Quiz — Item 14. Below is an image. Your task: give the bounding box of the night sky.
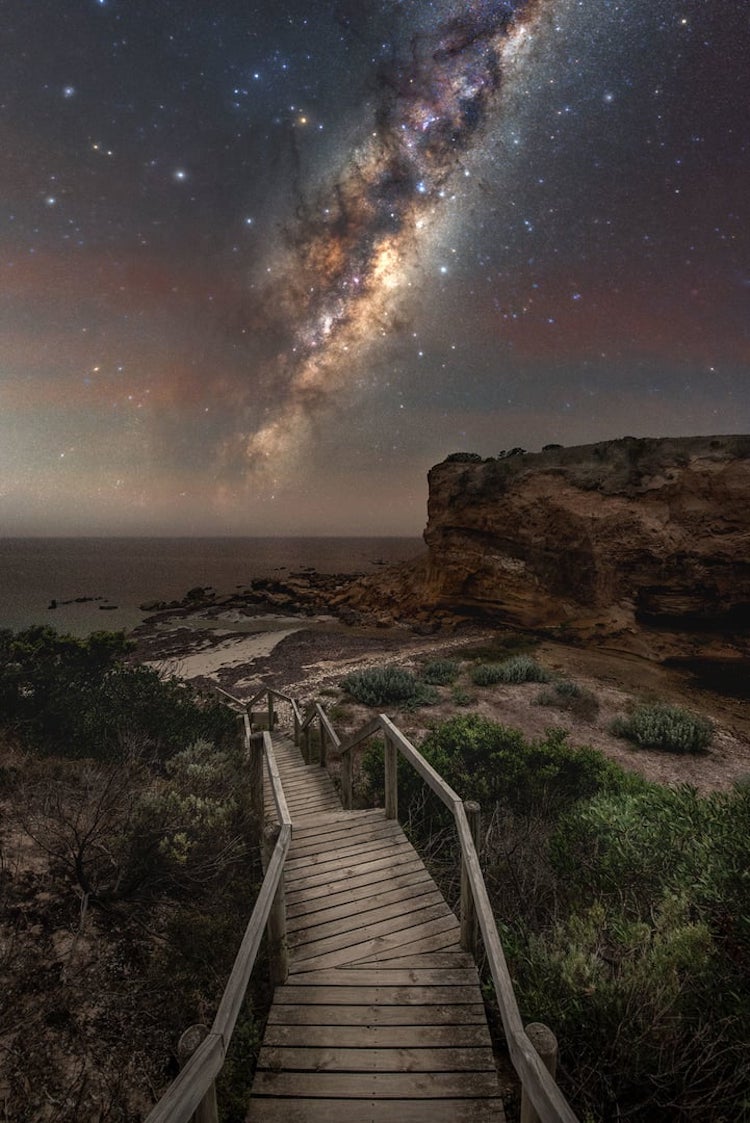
[2,0,748,535]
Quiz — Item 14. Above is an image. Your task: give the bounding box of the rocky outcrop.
[343,435,750,656]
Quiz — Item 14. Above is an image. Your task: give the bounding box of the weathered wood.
[454,806,578,1123]
[251,1070,502,1098]
[285,857,427,907]
[145,1031,223,1123]
[460,800,480,955]
[280,967,479,986]
[247,1098,504,1122]
[267,1002,488,1026]
[263,1023,493,1048]
[212,822,290,1043]
[286,879,438,933]
[341,746,353,809]
[263,825,289,985]
[274,984,480,1005]
[267,692,274,733]
[263,733,291,828]
[319,721,328,767]
[384,734,398,821]
[290,902,456,963]
[380,715,463,811]
[257,1044,496,1072]
[248,729,264,841]
[176,1025,219,1123]
[520,1024,559,1123]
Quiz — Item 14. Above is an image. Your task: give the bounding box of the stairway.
[247,735,506,1122]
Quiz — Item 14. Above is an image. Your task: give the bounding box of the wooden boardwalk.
[248,735,505,1122]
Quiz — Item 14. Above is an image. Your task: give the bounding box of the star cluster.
[0,0,748,534]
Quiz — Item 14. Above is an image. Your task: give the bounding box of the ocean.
[0,537,425,637]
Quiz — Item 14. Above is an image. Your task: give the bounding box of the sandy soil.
[136,608,750,794]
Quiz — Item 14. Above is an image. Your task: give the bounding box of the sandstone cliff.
[342,435,750,657]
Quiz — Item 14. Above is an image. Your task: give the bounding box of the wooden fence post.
[267,692,274,732]
[177,1024,219,1123]
[384,735,398,821]
[520,1023,559,1123]
[460,800,481,954]
[319,722,327,767]
[341,750,353,810]
[293,708,300,747]
[262,824,289,985]
[248,731,264,844]
[303,722,311,764]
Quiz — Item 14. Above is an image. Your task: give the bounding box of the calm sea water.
[0,538,425,637]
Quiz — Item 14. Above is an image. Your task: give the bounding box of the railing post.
[262,824,289,985]
[293,708,300,747]
[520,1023,559,1123]
[303,721,311,764]
[320,721,327,767]
[384,734,398,821]
[460,800,481,955]
[248,730,264,843]
[341,750,353,809]
[177,1024,219,1123]
[267,691,274,732]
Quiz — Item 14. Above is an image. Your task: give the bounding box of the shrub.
[471,655,551,686]
[612,703,713,753]
[340,666,438,708]
[361,715,631,821]
[451,687,475,707]
[0,626,235,760]
[445,451,483,462]
[537,679,600,721]
[420,659,459,685]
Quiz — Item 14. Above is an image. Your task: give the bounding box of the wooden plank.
[363,951,474,969]
[273,984,481,1006]
[353,929,462,964]
[250,1070,502,1098]
[289,822,399,859]
[281,968,479,987]
[292,809,383,835]
[257,1045,496,1073]
[286,868,432,922]
[262,1024,493,1049]
[286,859,427,910]
[292,912,459,970]
[286,878,437,932]
[247,1096,504,1122]
[285,836,407,873]
[290,900,454,957]
[267,1003,488,1026]
[284,849,420,894]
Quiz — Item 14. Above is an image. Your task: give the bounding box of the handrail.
[317,702,578,1123]
[197,684,577,1122]
[146,704,292,1123]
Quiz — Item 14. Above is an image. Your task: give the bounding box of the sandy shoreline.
[128,592,750,796]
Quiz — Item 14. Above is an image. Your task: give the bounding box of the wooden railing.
[147,684,577,1123]
[297,698,578,1123]
[145,704,291,1123]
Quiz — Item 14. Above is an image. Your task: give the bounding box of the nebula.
[242,0,541,478]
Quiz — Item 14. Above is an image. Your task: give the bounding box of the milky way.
[242,0,543,478]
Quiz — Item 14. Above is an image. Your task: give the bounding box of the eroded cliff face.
[342,435,750,656]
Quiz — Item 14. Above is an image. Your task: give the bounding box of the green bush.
[612,702,713,753]
[420,659,459,685]
[451,687,475,707]
[471,655,551,686]
[537,679,600,721]
[361,714,632,821]
[340,666,438,708]
[0,626,235,760]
